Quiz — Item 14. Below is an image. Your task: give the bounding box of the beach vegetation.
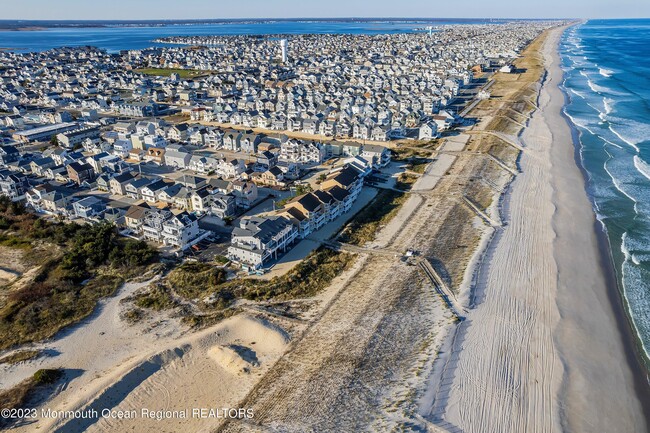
[0,350,40,365]
[132,248,354,326]
[0,368,62,427]
[338,189,407,246]
[395,172,420,190]
[0,197,158,350]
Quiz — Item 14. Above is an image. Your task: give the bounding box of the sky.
[2,0,649,20]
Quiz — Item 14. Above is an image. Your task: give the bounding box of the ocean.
[0,20,493,53]
[560,19,650,364]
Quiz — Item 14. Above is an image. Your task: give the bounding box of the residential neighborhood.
[0,21,546,269]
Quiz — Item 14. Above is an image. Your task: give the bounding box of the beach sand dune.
[47,314,289,433]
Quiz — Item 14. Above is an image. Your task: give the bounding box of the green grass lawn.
[134,68,208,79]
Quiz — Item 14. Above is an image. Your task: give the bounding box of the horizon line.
[0,17,588,22]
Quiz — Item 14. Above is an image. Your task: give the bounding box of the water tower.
[280,39,288,63]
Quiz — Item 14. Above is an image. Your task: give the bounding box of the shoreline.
[547,24,648,432]
[556,27,650,424]
[432,24,649,433]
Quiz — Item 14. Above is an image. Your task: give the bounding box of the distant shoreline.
[0,17,541,31]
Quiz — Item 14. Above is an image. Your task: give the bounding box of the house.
[82,138,113,153]
[85,152,110,174]
[57,127,100,149]
[360,144,391,168]
[210,193,236,219]
[67,161,95,185]
[418,122,438,140]
[312,189,343,221]
[113,139,133,157]
[172,187,193,210]
[188,155,216,174]
[96,174,111,192]
[321,166,362,202]
[140,179,169,203]
[176,174,207,190]
[109,172,136,196]
[73,196,105,219]
[223,130,242,151]
[228,216,298,269]
[26,184,53,211]
[283,192,326,237]
[142,207,173,242]
[216,158,245,179]
[230,180,258,208]
[124,202,151,234]
[45,166,68,182]
[41,191,71,215]
[128,149,146,161]
[30,157,56,176]
[157,183,183,207]
[280,139,325,164]
[164,144,191,169]
[161,211,201,249]
[116,101,159,117]
[145,147,165,165]
[344,155,373,178]
[326,140,362,158]
[190,188,212,214]
[240,132,262,154]
[325,185,352,215]
[0,171,29,200]
[168,124,189,142]
[253,166,284,187]
[136,121,156,135]
[125,177,152,200]
[0,145,20,167]
[256,150,278,169]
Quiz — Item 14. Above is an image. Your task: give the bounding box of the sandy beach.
[430,25,649,432]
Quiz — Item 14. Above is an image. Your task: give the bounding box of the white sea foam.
[602,136,623,150]
[563,110,598,136]
[586,78,625,95]
[569,88,585,99]
[608,115,650,150]
[621,233,640,265]
[621,257,650,360]
[603,97,615,115]
[609,124,641,152]
[634,155,650,182]
[603,157,638,205]
[599,67,615,77]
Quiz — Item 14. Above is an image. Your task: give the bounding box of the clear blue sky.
[2,0,648,20]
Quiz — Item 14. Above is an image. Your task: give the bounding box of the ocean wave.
[599,67,615,77]
[563,109,598,136]
[603,97,615,115]
[621,258,650,361]
[608,118,650,151]
[603,156,638,205]
[586,78,626,96]
[568,88,585,99]
[602,136,623,149]
[634,155,650,182]
[622,232,642,265]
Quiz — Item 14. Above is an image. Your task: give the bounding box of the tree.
[50,135,59,146]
